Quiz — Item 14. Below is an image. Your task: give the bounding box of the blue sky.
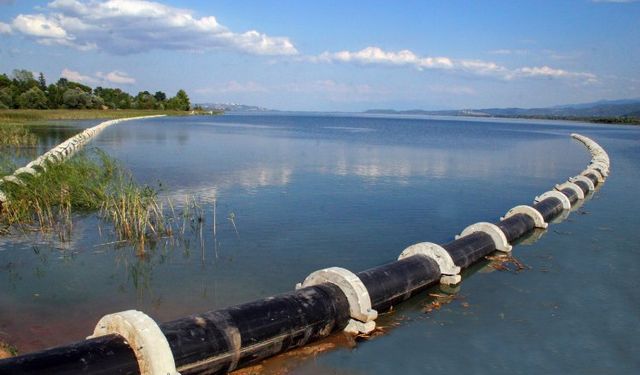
[1,0,639,111]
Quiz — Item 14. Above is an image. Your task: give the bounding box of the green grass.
[0,148,205,249]
[0,126,38,147]
[0,109,193,126]
[0,149,119,236]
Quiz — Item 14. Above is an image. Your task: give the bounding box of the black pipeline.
[0,134,610,375]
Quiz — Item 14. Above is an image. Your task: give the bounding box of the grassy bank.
[0,109,195,126]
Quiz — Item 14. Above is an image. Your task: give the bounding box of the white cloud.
[0,21,11,34]
[513,66,598,83]
[62,68,137,85]
[313,46,596,83]
[61,68,98,84]
[7,0,297,55]
[96,70,135,84]
[314,46,453,70]
[12,13,68,39]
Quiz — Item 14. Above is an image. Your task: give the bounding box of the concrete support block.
[297,267,377,334]
[456,222,512,252]
[535,190,572,211]
[89,310,179,375]
[569,175,595,192]
[501,204,548,229]
[582,168,605,184]
[399,242,461,285]
[555,181,585,200]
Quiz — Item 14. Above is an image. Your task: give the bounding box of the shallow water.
[0,114,638,374]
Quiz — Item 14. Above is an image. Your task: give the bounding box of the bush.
[17,87,48,109]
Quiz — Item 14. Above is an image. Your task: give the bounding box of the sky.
[0,0,639,111]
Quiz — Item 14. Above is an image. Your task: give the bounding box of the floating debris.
[485,254,530,273]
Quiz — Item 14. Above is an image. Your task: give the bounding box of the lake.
[1,113,639,374]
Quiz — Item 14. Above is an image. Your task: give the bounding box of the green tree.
[38,72,47,91]
[0,87,12,109]
[0,73,11,88]
[95,87,133,109]
[56,78,69,89]
[154,91,167,102]
[17,87,48,109]
[62,88,102,109]
[46,84,63,109]
[12,69,38,93]
[167,89,190,111]
[134,91,156,109]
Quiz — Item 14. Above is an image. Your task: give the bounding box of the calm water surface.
[1,113,638,374]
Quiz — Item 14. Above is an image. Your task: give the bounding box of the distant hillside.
[197,103,273,112]
[366,99,640,123]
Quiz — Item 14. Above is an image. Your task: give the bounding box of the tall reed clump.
[100,179,167,247]
[0,125,38,147]
[0,148,205,248]
[0,149,118,236]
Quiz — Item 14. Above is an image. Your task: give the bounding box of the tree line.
[0,69,190,111]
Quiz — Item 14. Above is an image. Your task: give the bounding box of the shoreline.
[0,109,210,127]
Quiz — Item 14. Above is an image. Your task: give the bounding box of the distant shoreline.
[363,109,640,126]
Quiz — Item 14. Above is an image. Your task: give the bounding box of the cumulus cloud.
[313,46,596,83]
[6,0,297,55]
[96,70,135,84]
[62,68,136,85]
[513,66,597,82]
[0,21,11,34]
[313,47,454,70]
[61,68,98,84]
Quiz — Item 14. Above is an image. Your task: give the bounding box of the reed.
[100,180,168,246]
[1,149,221,250]
[0,125,38,147]
[0,149,117,234]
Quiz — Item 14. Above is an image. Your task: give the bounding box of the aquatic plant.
[0,149,118,234]
[100,180,167,247]
[0,125,38,147]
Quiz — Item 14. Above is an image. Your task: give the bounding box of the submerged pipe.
[0,133,610,375]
